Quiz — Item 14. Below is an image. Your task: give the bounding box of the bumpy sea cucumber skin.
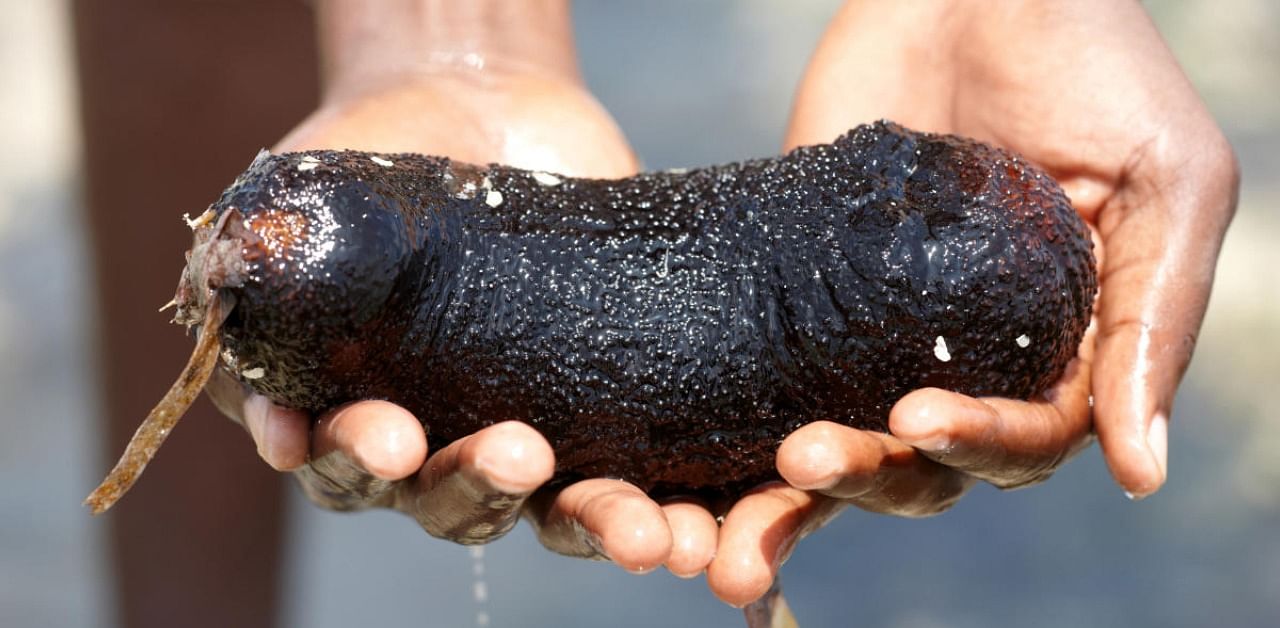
[207,121,1095,495]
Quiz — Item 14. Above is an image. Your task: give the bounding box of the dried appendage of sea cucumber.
[86,208,252,514]
[83,294,230,514]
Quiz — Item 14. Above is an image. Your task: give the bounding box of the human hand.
[703,0,1239,605]
[209,0,724,576]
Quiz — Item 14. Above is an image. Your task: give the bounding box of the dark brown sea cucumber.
[86,121,1096,513]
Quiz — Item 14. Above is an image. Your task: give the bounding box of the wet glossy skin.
[191,122,1096,496]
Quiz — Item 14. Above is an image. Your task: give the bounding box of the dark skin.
[216,0,1238,607]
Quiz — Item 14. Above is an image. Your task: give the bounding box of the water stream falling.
[470,546,490,627]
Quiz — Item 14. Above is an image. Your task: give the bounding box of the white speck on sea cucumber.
[370,155,394,167]
[1016,334,1031,348]
[480,176,493,190]
[455,181,479,200]
[241,367,265,380]
[933,336,952,362]
[532,171,562,186]
[297,155,321,171]
[485,190,504,207]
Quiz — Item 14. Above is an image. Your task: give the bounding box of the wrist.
[314,0,580,103]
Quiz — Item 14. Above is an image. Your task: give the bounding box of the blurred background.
[1,1,1276,626]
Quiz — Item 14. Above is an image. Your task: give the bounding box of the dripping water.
[471,545,490,627]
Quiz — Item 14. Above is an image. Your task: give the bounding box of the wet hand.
[208,4,708,571]
[788,0,1237,500]
[705,0,1239,606]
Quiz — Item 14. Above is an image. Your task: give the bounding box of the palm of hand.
[276,74,637,176]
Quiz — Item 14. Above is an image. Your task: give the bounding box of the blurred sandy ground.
[0,1,1275,627]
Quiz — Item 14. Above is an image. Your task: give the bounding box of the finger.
[1091,134,1238,498]
[889,386,1093,489]
[706,483,843,608]
[777,422,975,516]
[295,400,427,511]
[396,421,553,544]
[660,498,718,578]
[887,324,1095,489]
[525,479,673,574]
[242,394,310,471]
[206,366,312,471]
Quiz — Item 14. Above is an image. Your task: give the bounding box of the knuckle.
[1204,133,1241,190]
[1171,128,1240,222]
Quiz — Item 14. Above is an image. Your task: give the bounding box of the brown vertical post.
[73,3,319,626]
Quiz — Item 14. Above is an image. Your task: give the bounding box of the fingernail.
[896,415,948,449]
[262,405,284,468]
[1125,413,1170,501]
[910,433,953,455]
[1146,412,1169,481]
[898,422,952,454]
[243,395,269,454]
[893,403,954,453]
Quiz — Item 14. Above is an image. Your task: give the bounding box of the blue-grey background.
[2,1,1277,626]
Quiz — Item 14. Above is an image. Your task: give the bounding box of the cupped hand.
[704,0,1238,606]
[209,46,713,572]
